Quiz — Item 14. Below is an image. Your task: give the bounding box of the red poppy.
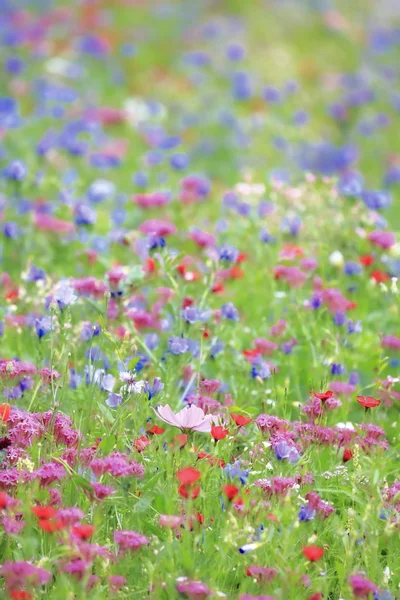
[211,426,229,441]
[313,390,333,401]
[359,254,374,267]
[197,451,226,468]
[343,448,353,462]
[236,252,248,263]
[178,483,200,500]
[370,270,390,283]
[222,484,240,501]
[0,491,9,509]
[31,505,57,520]
[72,524,95,539]
[173,433,188,449]
[228,266,244,279]
[302,546,325,561]
[39,518,65,532]
[133,436,152,452]
[356,395,381,408]
[176,467,201,485]
[231,413,252,426]
[182,297,194,309]
[308,594,323,600]
[267,513,279,523]
[211,281,224,294]
[144,258,156,274]
[0,403,11,422]
[196,512,205,524]
[11,591,33,600]
[146,425,165,435]
[242,348,263,359]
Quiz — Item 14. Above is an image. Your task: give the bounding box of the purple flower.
[3,159,26,181]
[106,393,122,408]
[176,578,212,598]
[349,574,378,598]
[1,561,51,591]
[144,377,164,400]
[114,530,149,552]
[298,504,316,521]
[145,333,159,350]
[26,264,46,282]
[181,306,211,324]
[331,362,346,375]
[168,336,189,355]
[219,245,239,262]
[344,261,362,276]
[35,316,52,339]
[334,311,347,326]
[274,440,300,463]
[221,302,239,321]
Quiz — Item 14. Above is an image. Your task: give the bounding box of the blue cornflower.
[251,360,270,380]
[144,377,164,400]
[170,153,189,170]
[347,320,362,334]
[106,393,122,408]
[35,316,52,339]
[221,302,239,321]
[298,505,316,522]
[133,171,148,188]
[69,368,81,389]
[334,311,347,326]
[232,71,252,101]
[54,284,77,310]
[274,440,300,463]
[362,190,391,211]
[262,86,281,104]
[331,363,346,376]
[224,461,249,484]
[348,371,360,385]
[181,306,211,324]
[259,228,273,243]
[210,338,224,359]
[75,203,96,226]
[88,179,115,203]
[344,261,362,276]
[145,333,159,350]
[219,245,239,262]
[168,336,189,355]
[310,295,322,309]
[3,222,19,239]
[226,43,246,61]
[3,159,26,181]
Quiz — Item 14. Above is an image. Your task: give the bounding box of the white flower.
[119,371,145,394]
[335,422,355,430]
[329,250,344,266]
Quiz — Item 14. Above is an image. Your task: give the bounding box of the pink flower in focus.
[155,404,217,433]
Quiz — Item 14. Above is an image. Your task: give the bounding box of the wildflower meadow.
[0,1,399,599]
